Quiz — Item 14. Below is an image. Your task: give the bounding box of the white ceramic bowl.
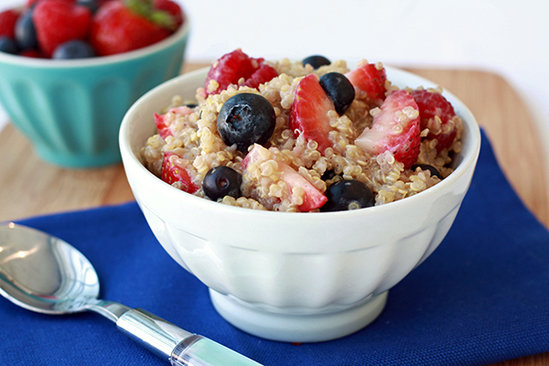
[119,66,481,342]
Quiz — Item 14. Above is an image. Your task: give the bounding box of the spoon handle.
[117,308,262,366]
[170,335,262,366]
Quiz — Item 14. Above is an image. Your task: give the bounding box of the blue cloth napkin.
[2,131,548,366]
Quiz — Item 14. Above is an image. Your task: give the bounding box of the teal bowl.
[0,17,190,168]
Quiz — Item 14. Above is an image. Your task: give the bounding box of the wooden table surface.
[1,64,548,365]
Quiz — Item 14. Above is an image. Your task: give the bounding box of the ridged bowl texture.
[0,16,189,168]
[119,66,481,341]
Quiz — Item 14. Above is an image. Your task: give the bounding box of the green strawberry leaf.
[124,0,177,30]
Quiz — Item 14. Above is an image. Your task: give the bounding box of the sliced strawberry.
[154,106,193,139]
[289,74,335,153]
[242,144,327,212]
[161,152,199,193]
[168,106,194,114]
[0,10,20,39]
[153,0,184,29]
[277,163,328,211]
[90,0,173,56]
[240,144,261,170]
[204,49,278,95]
[154,113,170,139]
[346,62,387,105]
[33,0,92,57]
[355,90,420,169]
[411,89,457,152]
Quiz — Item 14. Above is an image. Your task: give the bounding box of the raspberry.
[204,49,278,95]
[411,89,458,152]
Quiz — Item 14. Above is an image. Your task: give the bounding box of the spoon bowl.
[0,223,99,314]
[0,223,261,366]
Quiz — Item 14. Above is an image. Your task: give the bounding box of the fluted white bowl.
[119,66,481,342]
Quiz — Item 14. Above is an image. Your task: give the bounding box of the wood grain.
[407,68,549,366]
[2,65,547,227]
[406,67,549,228]
[0,65,547,365]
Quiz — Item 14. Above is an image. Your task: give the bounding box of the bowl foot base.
[209,290,387,343]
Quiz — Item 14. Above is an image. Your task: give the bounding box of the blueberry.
[76,0,100,13]
[53,40,96,59]
[321,169,337,181]
[319,72,355,115]
[203,166,242,201]
[410,164,442,179]
[185,103,198,108]
[15,10,37,51]
[0,37,18,55]
[302,55,331,69]
[321,179,374,212]
[217,93,276,152]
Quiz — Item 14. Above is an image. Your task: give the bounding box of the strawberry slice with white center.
[161,152,199,193]
[411,89,458,152]
[154,113,170,139]
[355,90,420,169]
[346,62,387,105]
[289,74,335,153]
[154,106,193,139]
[242,144,327,212]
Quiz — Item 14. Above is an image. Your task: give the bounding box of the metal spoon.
[0,223,261,366]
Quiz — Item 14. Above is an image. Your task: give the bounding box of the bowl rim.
[0,6,190,68]
[120,65,481,219]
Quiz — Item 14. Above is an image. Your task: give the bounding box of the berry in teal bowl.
[0,0,190,168]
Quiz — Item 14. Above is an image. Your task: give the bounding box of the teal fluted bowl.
[0,18,189,168]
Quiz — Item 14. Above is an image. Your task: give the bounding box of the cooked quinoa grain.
[140,57,463,212]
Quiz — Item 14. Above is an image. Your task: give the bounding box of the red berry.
[289,74,335,153]
[411,89,458,152]
[434,129,457,152]
[0,10,20,39]
[26,0,74,7]
[161,152,199,193]
[154,113,170,139]
[90,0,172,56]
[242,144,327,212]
[33,0,92,57]
[245,62,279,89]
[19,49,44,58]
[26,0,41,7]
[355,90,421,169]
[153,0,183,29]
[346,62,387,105]
[204,49,278,95]
[154,106,193,139]
[205,49,254,93]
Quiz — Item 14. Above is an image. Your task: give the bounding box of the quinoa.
[140,58,463,212]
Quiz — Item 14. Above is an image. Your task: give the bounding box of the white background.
[1,0,549,170]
